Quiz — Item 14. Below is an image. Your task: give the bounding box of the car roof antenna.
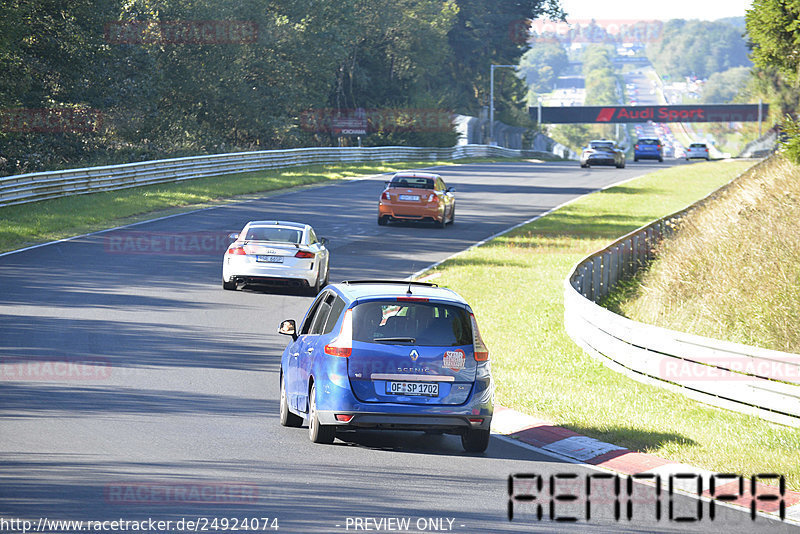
[406,282,413,295]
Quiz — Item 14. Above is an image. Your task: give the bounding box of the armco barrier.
[563,158,800,427]
[0,144,521,208]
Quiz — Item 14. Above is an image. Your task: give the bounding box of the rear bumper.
[317,410,492,431]
[634,151,662,160]
[223,259,317,286]
[379,202,442,221]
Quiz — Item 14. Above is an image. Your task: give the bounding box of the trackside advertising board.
[536,104,767,124]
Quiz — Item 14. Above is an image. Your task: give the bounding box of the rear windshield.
[244,227,302,243]
[352,300,472,347]
[690,143,707,148]
[389,176,434,189]
[590,142,614,149]
[638,139,660,145]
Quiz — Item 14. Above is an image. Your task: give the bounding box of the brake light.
[324,309,353,357]
[396,296,429,302]
[382,191,391,201]
[470,313,489,361]
[335,414,354,422]
[295,250,315,258]
[227,246,246,255]
[634,144,639,150]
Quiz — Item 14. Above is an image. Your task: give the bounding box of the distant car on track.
[685,142,710,161]
[277,280,494,452]
[580,140,626,169]
[633,137,664,162]
[222,220,330,295]
[378,172,455,228]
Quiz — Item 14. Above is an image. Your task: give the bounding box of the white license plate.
[398,194,420,201]
[386,381,439,397]
[256,255,283,263]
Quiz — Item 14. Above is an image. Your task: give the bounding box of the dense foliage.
[700,67,751,104]
[517,42,569,94]
[0,0,563,176]
[745,0,800,163]
[646,19,751,80]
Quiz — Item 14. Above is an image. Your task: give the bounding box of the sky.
[558,0,752,21]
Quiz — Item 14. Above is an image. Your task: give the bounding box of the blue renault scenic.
[278,280,494,452]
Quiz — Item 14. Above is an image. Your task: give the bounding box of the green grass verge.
[0,157,528,253]
[419,159,800,490]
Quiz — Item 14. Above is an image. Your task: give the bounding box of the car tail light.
[295,250,315,258]
[468,418,484,424]
[634,144,639,150]
[324,309,353,357]
[470,313,489,361]
[335,414,354,422]
[227,245,246,255]
[382,191,391,201]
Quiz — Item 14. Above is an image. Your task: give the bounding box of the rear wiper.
[374,337,416,344]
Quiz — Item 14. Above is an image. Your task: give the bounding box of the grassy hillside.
[620,155,800,354]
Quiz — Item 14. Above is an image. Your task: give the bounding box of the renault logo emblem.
[410,349,419,361]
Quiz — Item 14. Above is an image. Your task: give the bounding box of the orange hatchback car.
[377,172,455,228]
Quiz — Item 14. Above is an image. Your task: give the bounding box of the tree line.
[0,0,563,176]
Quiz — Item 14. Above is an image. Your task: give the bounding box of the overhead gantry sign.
[535,104,767,124]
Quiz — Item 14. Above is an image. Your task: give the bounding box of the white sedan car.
[222,221,330,294]
[685,142,710,160]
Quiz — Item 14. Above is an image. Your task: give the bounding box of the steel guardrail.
[563,157,800,427]
[0,145,522,208]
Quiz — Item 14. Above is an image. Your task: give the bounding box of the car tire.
[322,264,329,288]
[437,213,447,229]
[308,383,335,444]
[378,215,389,226]
[279,372,303,428]
[634,157,639,162]
[461,428,490,453]
[658,157,663,162]
[308,273,321,296]
[448,207,455,225]
[222,278,236,291]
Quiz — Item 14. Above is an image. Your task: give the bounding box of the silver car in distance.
[222,221,330,295]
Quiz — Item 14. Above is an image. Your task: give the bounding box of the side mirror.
[447,187,455,193]
[228,233,239,240]
[279,319,297,341]
[320,237,329,245]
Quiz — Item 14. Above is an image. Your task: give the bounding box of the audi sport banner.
[536,104,767,124]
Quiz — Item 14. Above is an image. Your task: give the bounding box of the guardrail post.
[580,265,590,298]
[592,255,603,301]
[585,260,594,300]
[603,251,611,295]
